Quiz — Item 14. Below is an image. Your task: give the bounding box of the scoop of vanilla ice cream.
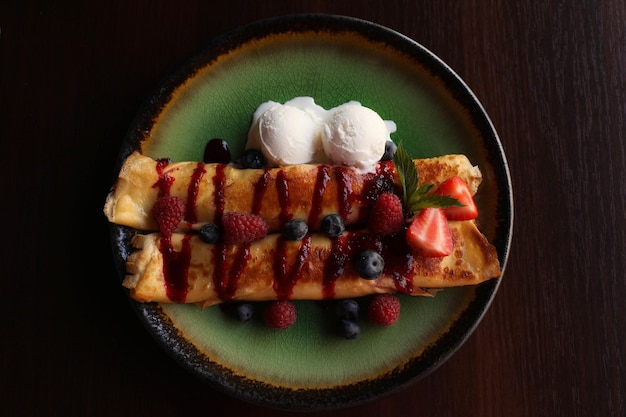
[247,101,324,166]
[322,103,397,172]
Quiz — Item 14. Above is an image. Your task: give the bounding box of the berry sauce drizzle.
[151,158,192,302]
[274,235,313,300]
[276,170,292,224]
[152,159,411,303]
[252,170,271,215]
[160,234,193,303]
[153,158,174,197]
[185,163,206,223]
[308,165,331,226]
[213,243,251,302]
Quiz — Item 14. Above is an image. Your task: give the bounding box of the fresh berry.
[204,138,231,164]
[222,212,268,244]
[380,140,397,161]
[263,300,297,329]
[368,193,404,235]
[151,196,185,235]
[241,148,265,169]
[354,250,385,280]
[337,319,360,339]
[334,299,359,320]
[367,294,400,326]
[321,214,345,237]
[406,208,453,257]
[434,176,478,220]
[198,223,220,243]
[234,302,255,322]
[282,219,308,241]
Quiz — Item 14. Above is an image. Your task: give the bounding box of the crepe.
[106,151,500,305]
[123,221,501,306]
[104,151,483,233]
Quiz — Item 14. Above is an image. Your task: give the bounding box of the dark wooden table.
[2,1,624,416]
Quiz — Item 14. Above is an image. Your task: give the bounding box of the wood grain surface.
[1,1,624,416]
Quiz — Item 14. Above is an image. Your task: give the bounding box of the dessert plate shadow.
[109,14,513,411]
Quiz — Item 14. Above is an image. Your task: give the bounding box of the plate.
[110,14,512,411]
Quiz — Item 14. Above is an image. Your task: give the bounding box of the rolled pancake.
[123,221,500,306]
[104,151,483,233]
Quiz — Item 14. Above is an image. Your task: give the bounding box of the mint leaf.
[409,194,463,210]
[393,143,419,203]
[392,143,463,212]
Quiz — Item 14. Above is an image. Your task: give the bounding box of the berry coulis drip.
[185,162,206,223]
[160,234,193,303]
[213,243,251,302]
[273,235,313,300]
[153,158,174,197]
[308,165,331,226]
[252,169,271,215]
[276,170,292,224]
[334,167,355,221]
[152,158,194,303]
[212,164,226,223]
[322,234,350,299]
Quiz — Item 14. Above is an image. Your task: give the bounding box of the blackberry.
[198,223,220,243]
[321,214,345,238]
[380,140,397,161]
[334,299,359,320]
[282,219,308,241]
[204,138,231,164]
[354,250,385,280]
[241,148,265,169]
[337,319,360,340]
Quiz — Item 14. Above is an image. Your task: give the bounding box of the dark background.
[2,1,624,416]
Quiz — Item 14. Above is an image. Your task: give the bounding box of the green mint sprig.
[392,143,463,212]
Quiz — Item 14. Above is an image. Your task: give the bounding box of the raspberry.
[151,196,185,235]
[368,193,404,235]
[263,300,297,329]
[222,212,268,244]
[367,294,400,326]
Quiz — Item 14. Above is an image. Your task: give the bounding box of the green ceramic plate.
[110,14,512,411]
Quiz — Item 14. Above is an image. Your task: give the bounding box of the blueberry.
[337,319,360,340]
[234,303,255,322]
[198,223,220,243]
[354,250,385,279]
[380,141,397,161]
[321,214,345,238]
[282,219,308,240]
[335,299,359,320]
[241,148,265,169]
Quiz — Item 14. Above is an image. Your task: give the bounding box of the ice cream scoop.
[246,97,395,171]
[322,103,397,172]
[246,98,326,166]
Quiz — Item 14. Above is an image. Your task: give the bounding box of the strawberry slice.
[434,176,478,220]
[406,208,453,257]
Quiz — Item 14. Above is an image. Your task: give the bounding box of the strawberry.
[151,196,185,235]
[367,294,400,326]
[263,300,297,329]
[434,176,478,220]
[368,193,404,235]
[221,212,268,244]
[406,208,453,257]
